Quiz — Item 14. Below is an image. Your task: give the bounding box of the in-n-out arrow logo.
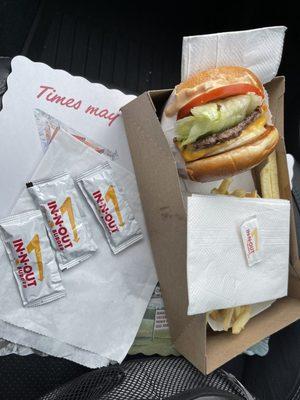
[13,234,44,288]
[47,197,79,250]
[241,217,263,267]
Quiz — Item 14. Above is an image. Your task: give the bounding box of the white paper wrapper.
[0,320,108,367]
[0,56,136,221]
[0,130,157,366]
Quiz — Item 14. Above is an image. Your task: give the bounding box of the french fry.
[222,308,234,331]
[209,310,221,321]
[245,190,259,198]
[208,305,252,334]
[260,151,280,199]
[218,178,233,194]
[230,189,246,198]
[232,305,251,334]
[269,152,280,198]
[212,179,259,200]
[233,306,242,320]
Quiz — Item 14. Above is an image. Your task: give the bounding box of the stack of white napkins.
[187,194,290,315]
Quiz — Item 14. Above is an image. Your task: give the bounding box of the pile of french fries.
[210,177,260,199]
[208,151,280,334]
[209,306,251,334]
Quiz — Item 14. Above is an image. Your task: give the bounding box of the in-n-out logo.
[93,189,120,233]
[13,234,44,288]
[241,218,262,267]
[47,197,79,250]
[245,227,258,256]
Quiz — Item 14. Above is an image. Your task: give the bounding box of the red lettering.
[93,190,102,203]
[27,280,37,287]
[100,204,109,214]
[61,234,70,244]
[108,220,118,230]
[13,238,23,245]
[23,265,32,274]
[58,226,67,236]
[246,229,255,255]
[63,98,82,109]
[85,106,120,126]
[85,105,99,116]
[19,254,29,264]
[37,85,54,99]
[25,271,35,282]
[108,112,120,126]
[37,86,82,111]
[98,109,109,118]
[48,201,59,215]
[13,240,25,253]
[47,93,66,104]
[65,98,75,107]
[53,214,63,226]
[73,101,81,110]
[104,214,113,222]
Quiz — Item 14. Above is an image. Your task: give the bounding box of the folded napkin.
[187,194,290,314]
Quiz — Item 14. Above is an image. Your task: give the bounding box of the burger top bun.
[165,66,265,119]
[176,66,264,95]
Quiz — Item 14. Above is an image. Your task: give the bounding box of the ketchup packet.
[0,210,65,307]
[27,173,98,270]
[76,163,143,254]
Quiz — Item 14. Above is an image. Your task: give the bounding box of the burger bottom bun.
[186,126,279,182]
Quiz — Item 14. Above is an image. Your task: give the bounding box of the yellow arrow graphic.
[60,196,80,242]
[26,234,44,281]
[105,185,124,227]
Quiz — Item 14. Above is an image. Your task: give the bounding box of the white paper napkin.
[181,26,286,82]
[0,130,157,366]
[187,195,290,315]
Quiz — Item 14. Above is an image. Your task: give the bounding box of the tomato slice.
[177,83,264,120]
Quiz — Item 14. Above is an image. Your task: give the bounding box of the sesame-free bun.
[176,66,264,96]
[186,126,279,182]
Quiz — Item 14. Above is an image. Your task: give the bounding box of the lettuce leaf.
[175,93,262,147]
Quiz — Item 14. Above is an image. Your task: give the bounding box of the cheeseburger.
[165,66,279,182]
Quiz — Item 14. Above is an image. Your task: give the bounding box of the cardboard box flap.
[206,297,300,373]
[122,92,207,363]
[265,77,300,272]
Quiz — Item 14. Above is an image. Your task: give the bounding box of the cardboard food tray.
[122,77,300,374]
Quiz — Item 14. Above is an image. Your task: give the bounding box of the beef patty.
[190,108,261,151]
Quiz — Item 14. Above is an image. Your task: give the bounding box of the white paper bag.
[187,195,290,315]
